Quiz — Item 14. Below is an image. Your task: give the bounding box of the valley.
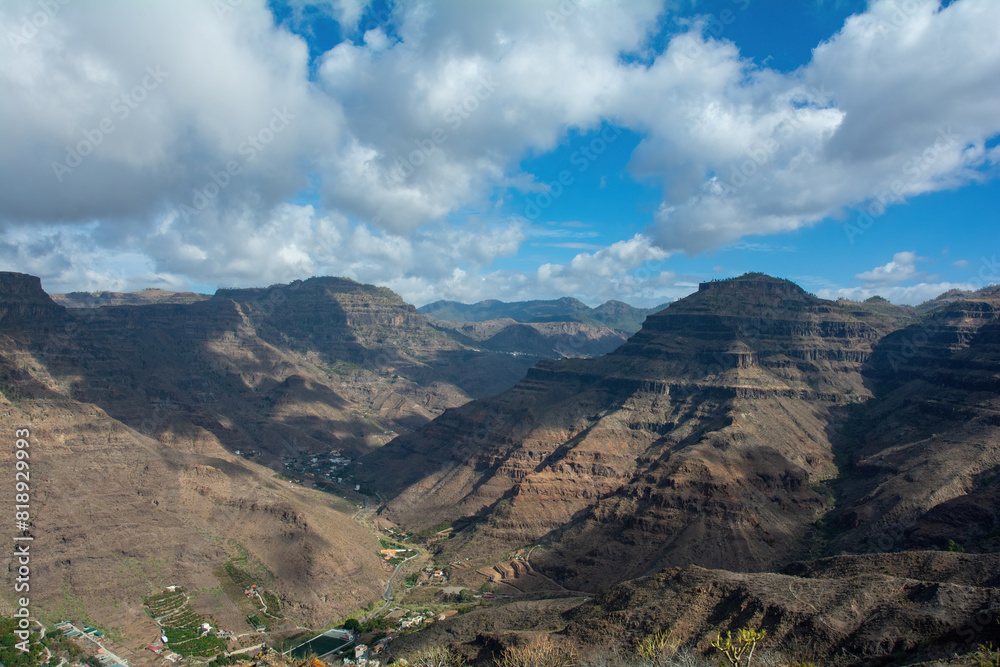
[1,271,998,667]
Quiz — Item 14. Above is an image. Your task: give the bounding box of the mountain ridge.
[419,296,669,333]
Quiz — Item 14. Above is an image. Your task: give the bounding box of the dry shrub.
[496,635,579,667]
[398,645,466,667]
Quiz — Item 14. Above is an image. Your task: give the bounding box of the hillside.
[363,275,906,581]
[363,274,998,592]
[0,271,538,644]
[430,318,630,358]
[383,552,1000,666]
[3,270,998,667]
[363,274,1000,666]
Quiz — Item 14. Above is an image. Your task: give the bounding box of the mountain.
[51,288,210,307]
[363,275,999,593]
[419,297,669,333]
[362,274,1000,665]
[4,269,999,665]
[0,272,539,640]
[430,318,629,358]
[363,274,908,585]
[829,285,1000,555]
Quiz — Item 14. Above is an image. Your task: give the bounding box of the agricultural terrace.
[142,589,226,658]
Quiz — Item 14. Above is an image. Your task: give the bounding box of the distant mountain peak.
[697,272,810,296]
[419,296,666,333]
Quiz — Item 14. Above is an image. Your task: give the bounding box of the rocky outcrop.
[0,271,67,328]
[383,552,1000,666]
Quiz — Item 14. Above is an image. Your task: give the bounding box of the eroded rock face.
[0,272,67,328]
[830,292,1000,555]
[0,272,540,635]
[366,275,909,587]
[382,552,1000,667]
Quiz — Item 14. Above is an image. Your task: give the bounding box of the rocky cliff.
[364,275,909,588]
[0,272,537,636]
[829,288,1000,555]
[0,272,67,328]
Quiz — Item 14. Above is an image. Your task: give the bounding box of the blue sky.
[1,0,997,306]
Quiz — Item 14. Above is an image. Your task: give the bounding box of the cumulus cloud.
[818,251,1000,305]
[637,0,1000,252]
[855,251,925,285]
[817,282,981,306]
[1,0,998,304]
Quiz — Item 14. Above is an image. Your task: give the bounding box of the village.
[279,449,355,492]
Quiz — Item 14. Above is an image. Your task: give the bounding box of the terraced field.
[143,590,226,657]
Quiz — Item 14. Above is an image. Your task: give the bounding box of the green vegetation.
[637,630,679,661]
[143,589,226,657]
[42,631,86,662]
[0,617,45,667]
[976,643,1000,667]
[946,539,966,553]
[712,628,767,667]
[261,590,282,616]
[224,560,257,589]
[208,654,240,667]
[416,521,453,538]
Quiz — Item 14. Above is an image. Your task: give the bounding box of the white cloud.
[855,251,924,285]
[630,0,1000,252]
[817,282,980,306]
[1,0,998,305]
[0,0,329,225]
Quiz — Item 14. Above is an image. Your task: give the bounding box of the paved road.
[366,554,417,621]
[351,496,370,521]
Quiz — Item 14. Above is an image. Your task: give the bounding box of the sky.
[1,0,998,307]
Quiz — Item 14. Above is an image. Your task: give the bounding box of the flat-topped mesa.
[214,276,423,330]
[0,271,67,329]
[696,272,808,296]
[602,274,888,398]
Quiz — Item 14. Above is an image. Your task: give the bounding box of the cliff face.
[1,275,535,459]
[0,272,67,328]
[0,272,538,634]
[830,291,1000,555]
[365,275,906,587]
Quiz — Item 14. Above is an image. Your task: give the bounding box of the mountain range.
[1,271,998,666]
[419,297,669,333]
